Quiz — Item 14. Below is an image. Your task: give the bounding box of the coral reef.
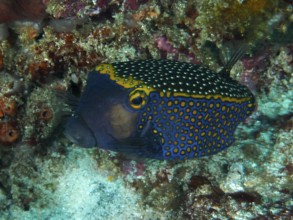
[0,0,292,219]
[23,87,64,146]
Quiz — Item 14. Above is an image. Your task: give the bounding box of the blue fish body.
[64,59,256,160]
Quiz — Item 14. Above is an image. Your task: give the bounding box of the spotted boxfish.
[64,55,256,160]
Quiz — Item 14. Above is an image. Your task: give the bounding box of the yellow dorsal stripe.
[96,64,155,95]
[96,64,254,104]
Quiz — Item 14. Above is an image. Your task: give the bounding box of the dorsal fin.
[218,47,246,77]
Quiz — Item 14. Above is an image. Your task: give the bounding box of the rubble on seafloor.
[0,0,292,219]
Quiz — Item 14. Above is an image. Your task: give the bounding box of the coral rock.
[0,121,20,145]
[0,51,3,70]
[0,97,17,118]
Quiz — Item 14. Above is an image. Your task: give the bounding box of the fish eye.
[128,89,148,110]
[131,96,143,105]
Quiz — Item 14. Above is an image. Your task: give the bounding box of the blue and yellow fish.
[64,56,256,159]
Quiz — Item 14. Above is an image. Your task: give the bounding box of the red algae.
[0,0,47,23]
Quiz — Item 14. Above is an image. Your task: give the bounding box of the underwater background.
[0,0,292,219]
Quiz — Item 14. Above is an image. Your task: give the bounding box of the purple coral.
[121,160,145,177]
[124,0,149,10]
[241,53,268,93]
[155,35,201,63]
[97,0,111,10]
[155,36,178,54]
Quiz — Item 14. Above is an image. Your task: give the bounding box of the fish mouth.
[64,113,98,148]
[63,129,80,145]
[78,113,98,147]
